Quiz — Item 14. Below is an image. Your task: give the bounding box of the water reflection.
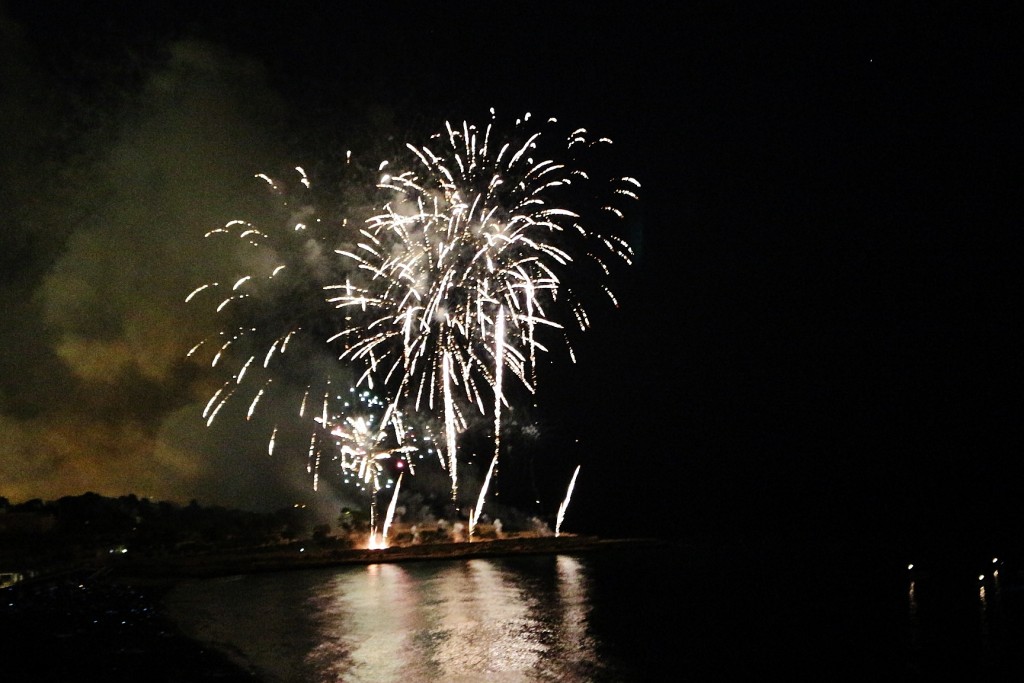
[312,557,600,681]
[168,555,607,682]
[163,546,1024,679]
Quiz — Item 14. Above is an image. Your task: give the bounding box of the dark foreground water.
[163,541,1024,681]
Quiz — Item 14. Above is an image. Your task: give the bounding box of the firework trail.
[381,472,404,548]
[469,452,499,539]
[555,465,581,537]
[328,110,639,502]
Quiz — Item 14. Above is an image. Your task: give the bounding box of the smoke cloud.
[1,13,326,511]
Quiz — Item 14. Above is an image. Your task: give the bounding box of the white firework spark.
[328,111,639,501]
[185,167,382,490]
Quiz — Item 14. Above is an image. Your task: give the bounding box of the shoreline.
[0,568,261,682]
[2,534,668,682]
[106,534,669,581]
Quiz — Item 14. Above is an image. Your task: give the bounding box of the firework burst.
[185,166,375,490]
[328,110,639,500]
[319,388,422,535]
[188,110,639,526]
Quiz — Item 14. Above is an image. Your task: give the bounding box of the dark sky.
[1,2,1020,547]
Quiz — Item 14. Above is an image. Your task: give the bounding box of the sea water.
[163,541,1024,681]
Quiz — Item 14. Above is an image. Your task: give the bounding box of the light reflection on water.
[164,544,1024,680]
[165,554,615,683]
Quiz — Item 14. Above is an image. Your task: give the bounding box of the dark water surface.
[163,541,1024,681]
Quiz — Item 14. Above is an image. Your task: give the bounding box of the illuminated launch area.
[185,112,639,545]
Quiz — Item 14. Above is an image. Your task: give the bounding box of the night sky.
[1,3,1020,549]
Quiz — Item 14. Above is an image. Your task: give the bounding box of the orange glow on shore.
[366,530,389,550]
